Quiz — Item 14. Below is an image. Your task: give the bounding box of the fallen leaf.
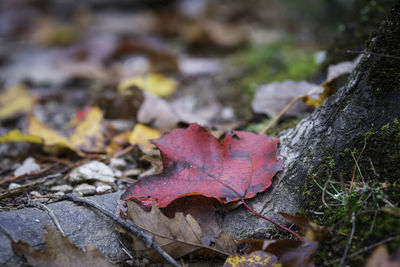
[93,86,144,119]
[28,116,71,148]
[129,123,161,153]
[365,245,400,267]
[223,251,281,267]
[121,123,283,207]
[278,212,330,242]
[0,107,112,154]
[120,200,235,262]
[236,213,329,267]
[238,239,317,267]
[302,56,361,107]
[68,106,109,153]
[119,73,177,98]
[0,85,36,120]
[162,195,222,246]
[12,226,115,267]
[0,129,43,144]
[137,92,180,132]
[252,81,322,117]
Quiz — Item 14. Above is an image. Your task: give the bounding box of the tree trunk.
[221,2,400,240]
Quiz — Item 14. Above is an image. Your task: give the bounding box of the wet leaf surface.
[122,123,283,207]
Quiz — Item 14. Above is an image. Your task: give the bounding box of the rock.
[68,161,117,183]
[49,184,73,193]
[96,183,112,194]
[13,157,40,176]
[109,158,127,170]
[8,183,21,190]
[73,184,96,196]
[0,192,127,266]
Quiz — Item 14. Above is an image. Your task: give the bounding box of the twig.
[259,87,320,135]
[324,235,399,265]
[116,236,134,259]
[322,177,332,210]
[339,212,356,267]
[0,164,57,186]
[0,173,63,199]
[60,194,180,267]
[346,50,400,60]
[350,138,367,189]
[368,157,380,177]
[28,201,65,236]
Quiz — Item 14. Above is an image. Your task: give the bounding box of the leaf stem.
[215,178,303,241]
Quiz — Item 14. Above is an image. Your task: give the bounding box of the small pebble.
[96,184,112,194]
[69,161,117,183]
[73,183,96,196]
[8,183,21,189]
[49,184,73,193]
[14,157,40,176]
[109,158,127,169]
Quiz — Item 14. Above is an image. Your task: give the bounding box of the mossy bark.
[220,3,400,263]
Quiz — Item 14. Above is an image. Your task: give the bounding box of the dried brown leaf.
[12,226,114,267]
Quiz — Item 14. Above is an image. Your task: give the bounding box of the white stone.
[14,157,40,176]
[96,184,112,194]
[8,183,21,189]
[49,184,73,192]
[68,161,117,183]
[73,183,96,196]
[109,158,126,170]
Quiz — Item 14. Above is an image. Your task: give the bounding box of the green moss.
[230,40,318,94]
[303,122,400,266]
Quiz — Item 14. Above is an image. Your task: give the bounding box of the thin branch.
[324,235,399,265]
[322,177,332,210]
[28,201,65,236]
[0,173,63,199]
[59,194,180,267]
[339,212,356,267]
[350,138,367,189]
[0,164,57,186]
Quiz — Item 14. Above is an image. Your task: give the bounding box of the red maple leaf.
[121,123,283,208]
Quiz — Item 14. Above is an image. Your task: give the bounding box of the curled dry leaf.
[121,123,283,208]
[119,200,235,262]
[12,226,115,267]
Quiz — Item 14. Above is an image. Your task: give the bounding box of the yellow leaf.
[302,83,337,108]
[223,251,281,267]
[129,124,161,153]
[0,129,43,144]
[69,107,107,153]
[0,85,36,120]
[119,73,177,97]
[106,131,130,154]
[1,107,113,155]
[28,116,71,148]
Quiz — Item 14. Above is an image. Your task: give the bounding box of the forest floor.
[0,1,399,266]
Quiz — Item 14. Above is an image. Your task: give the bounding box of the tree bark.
[221,2,400,240]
